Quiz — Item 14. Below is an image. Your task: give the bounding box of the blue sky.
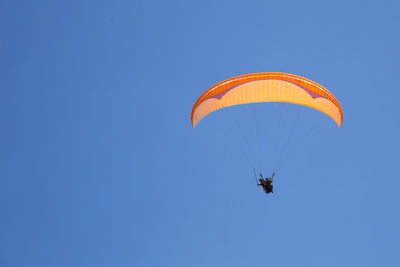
[1,0,400,266]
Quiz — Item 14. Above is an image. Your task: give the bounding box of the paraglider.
[191,72,343,128]
[191,73,343,195]
[256,170,275,194]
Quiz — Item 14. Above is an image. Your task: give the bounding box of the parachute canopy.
[191,73,343,128]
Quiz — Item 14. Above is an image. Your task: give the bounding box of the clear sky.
[1,0,400,266]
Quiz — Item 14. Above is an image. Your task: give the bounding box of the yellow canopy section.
[191,73,343,128]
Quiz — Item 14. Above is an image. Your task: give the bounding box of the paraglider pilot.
[257,172,275,194]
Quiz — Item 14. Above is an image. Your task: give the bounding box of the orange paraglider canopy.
[191,73,343,128]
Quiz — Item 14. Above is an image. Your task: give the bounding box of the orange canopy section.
[191,73,343,128]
